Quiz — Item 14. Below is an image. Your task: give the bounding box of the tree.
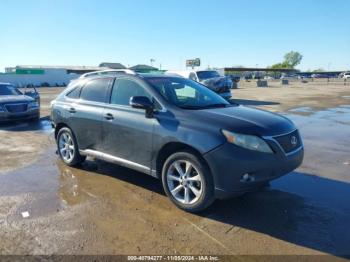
[269,51,303,69]
[270,62,290,69]
[284,51,303,68]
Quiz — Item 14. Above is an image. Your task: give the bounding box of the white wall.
[0,69,79,87]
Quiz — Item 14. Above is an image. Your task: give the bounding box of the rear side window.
[66,86,81,99]
[80,78,111,103]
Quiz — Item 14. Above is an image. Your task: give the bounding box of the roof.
[76,73,172,82]
[79,69,136,78]
[99,62,126,69]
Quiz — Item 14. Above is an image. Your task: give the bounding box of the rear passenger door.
[67,78,112,151]
[102,77,155,172]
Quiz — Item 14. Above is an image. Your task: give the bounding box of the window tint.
[80,78,110,103]
[66,86,81,99]
[111,78,151,106]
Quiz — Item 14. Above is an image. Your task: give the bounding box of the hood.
[0,95,34,104]
[192,105,295,136]
[200,76,231,90]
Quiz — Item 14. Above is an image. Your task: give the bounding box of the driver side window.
[110,78,152,106]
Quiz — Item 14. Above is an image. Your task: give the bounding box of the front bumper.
[0,108,39,122]
[204,141,304,199]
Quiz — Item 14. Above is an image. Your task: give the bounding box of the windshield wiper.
[201,103,230,109]
[178,103,230,110]
[178,105,203,110]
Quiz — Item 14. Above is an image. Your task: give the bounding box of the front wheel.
[162,150,215,213]
[57,127,85,167]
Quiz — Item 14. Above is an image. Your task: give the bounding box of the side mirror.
[130,96,154,118]
[25,89,40,101]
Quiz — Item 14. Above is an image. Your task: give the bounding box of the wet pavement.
[0,86,349,256]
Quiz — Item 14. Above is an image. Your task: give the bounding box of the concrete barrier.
[231,82,238,89]
[281,79,289,85]
[257,80,268,87]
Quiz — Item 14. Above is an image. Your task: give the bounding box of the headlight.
[28,101,39,109]
[222,130,273,153]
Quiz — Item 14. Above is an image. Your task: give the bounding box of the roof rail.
[79,69,136,79]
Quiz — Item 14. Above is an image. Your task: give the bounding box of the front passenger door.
[102,77,155,171]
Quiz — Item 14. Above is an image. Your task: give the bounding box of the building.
[99,62,126,69]
[0,63,160,87]
[219,67,299,78]
[1,65,107,87]
[129,64,159,73]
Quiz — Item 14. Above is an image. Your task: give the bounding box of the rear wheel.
[162,150,214,212]
[57,127,85,166]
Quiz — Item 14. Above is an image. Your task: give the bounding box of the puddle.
[287,106,350,125]
[288,106,314,114]
[37,119,53,133]
[0,119,53,133]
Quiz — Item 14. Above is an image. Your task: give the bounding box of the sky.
[0,0,349,72]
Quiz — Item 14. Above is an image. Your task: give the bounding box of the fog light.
[241,173,255,182]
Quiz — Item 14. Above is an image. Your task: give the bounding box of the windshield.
[0,84,22,96]
[196,71,220,81]
[145,77,230,110]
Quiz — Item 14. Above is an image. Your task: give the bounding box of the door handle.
[104,113,114,120]
[68,107,76,113]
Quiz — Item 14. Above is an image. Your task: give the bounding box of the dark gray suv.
[51,74,303,212]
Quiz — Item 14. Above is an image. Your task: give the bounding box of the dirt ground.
[0,81,349,257]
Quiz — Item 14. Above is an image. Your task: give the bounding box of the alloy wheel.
[58,132,75,162]
[167,160,203,205]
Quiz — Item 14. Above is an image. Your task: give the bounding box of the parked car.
[342,72,350,79]
[226,75,241,83]
[280,74,299,80]
[51,74,304,212]
[0,83,40,122]
[297,74,312,79]
[311,73,330,78]
[166,70,233,99]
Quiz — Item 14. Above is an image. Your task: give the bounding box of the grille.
[273,130,301,153]
[5,103,28,113]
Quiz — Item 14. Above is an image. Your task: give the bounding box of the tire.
[161,150,215,213]
[57,127,86,167]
